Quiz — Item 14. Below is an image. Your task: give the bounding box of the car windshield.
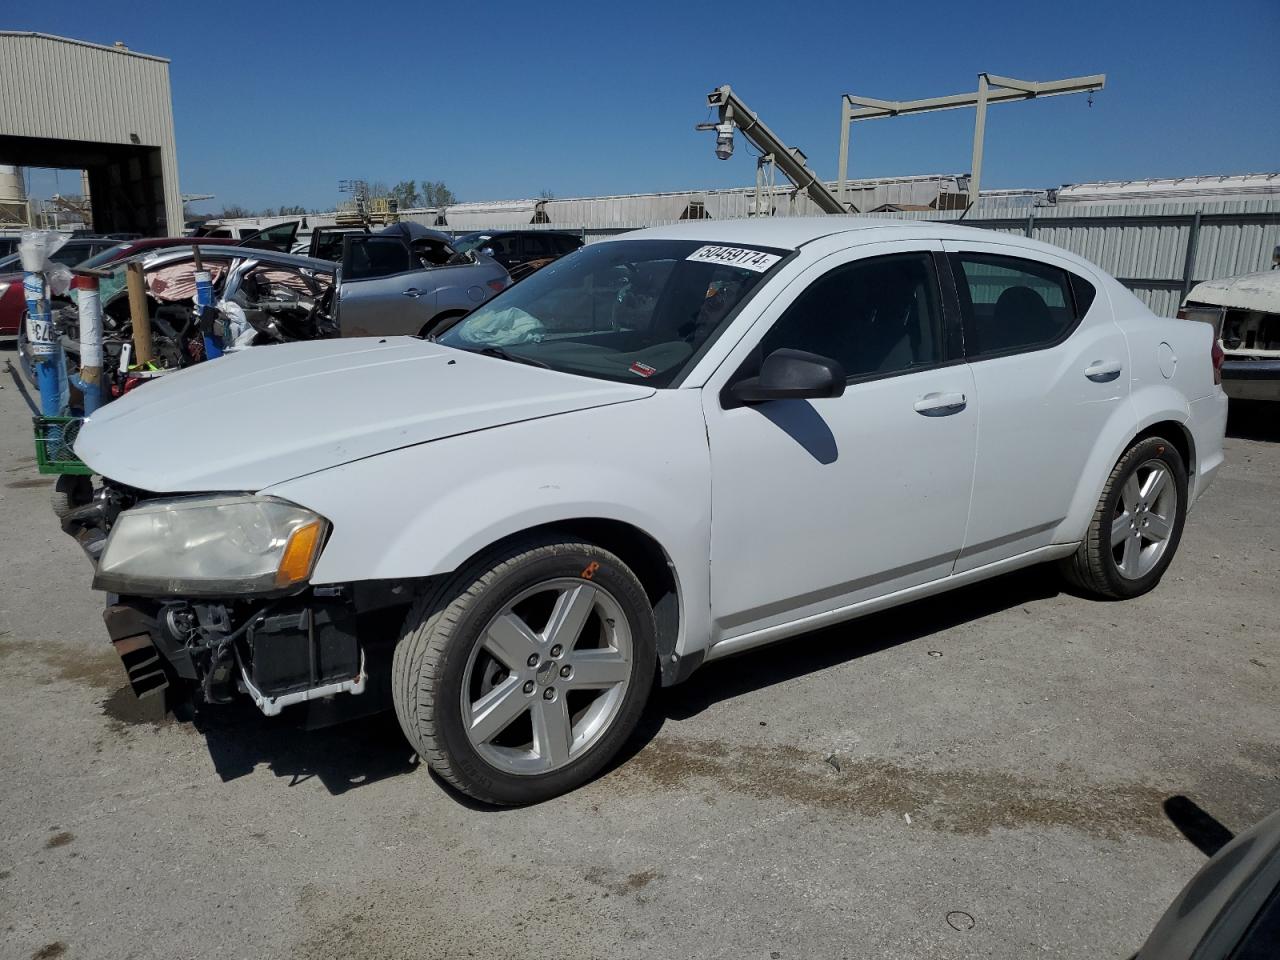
[77,242,135,270]
[450,233,492,254]
[435,239,789,387]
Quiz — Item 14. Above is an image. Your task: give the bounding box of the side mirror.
[729,348,846,405]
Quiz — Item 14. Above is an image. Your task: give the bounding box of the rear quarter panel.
[1055,275,1223,541]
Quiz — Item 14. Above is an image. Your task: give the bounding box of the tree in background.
[421,181,456,208]
[390,180,420,209]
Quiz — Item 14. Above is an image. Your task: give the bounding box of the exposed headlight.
[94,495,328,597]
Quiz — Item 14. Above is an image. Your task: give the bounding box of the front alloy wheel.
[461,579,633,775]
[392,538,656,805]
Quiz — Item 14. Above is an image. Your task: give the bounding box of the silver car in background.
[336,222,511,337]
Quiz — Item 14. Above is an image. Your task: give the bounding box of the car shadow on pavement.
[186,565,1063,802]
[1227,399,1280,443]
[194,701,419,795]
[656,565,1063,723]
[177,563,1059,803]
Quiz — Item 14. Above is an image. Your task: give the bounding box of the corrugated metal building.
[0,32,182,235]
[202,175,1279,318]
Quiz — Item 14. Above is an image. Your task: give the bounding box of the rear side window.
[949,253,1091,357]
[521,234,555,259]
[760,252,946,380]
[554,235,583,255]
[343,237,411,280]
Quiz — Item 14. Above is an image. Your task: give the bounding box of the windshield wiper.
[473,346,550,369]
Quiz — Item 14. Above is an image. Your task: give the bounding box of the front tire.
[392,537,656,805]
[50,474,93,520]
[1060,435,1188,599]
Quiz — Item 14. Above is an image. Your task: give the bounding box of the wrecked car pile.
[19,246,336,396]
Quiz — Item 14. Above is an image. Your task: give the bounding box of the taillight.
[1211,339,1224,385]
[487,278,508,294]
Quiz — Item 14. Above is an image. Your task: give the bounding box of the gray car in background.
[336,222,511,337]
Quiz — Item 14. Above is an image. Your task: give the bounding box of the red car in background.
[0,236,240,335]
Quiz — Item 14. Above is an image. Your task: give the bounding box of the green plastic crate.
[33,416,92,476]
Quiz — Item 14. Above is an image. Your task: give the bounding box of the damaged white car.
[66,219,1227,804]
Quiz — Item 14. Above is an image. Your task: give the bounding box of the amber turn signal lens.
[275,520,324,587]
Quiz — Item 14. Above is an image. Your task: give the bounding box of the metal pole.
[192,244,220,359]
[1180,210,1203,301]
[74,273,103,414]
[970,74,990,211]
[126,261,154,367]
[836,97,851,209]
[23,268,62,416]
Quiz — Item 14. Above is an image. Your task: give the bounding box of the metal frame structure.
[700,85,846,215]
[836,72,1106,209]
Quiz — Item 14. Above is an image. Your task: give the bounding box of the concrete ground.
[1,344,1277,960]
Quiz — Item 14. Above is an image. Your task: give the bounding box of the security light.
[714,122,735,160]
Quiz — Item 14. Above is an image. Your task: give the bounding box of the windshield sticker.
[629,361,658,378]
[686,245,781,273]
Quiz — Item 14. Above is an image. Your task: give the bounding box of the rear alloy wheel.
[392,538,656,804]
[1060,435,1188,599]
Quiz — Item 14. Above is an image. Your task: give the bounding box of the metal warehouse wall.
[881,199,1280,316]
[0,32,182,235]
[206,195,1279,319]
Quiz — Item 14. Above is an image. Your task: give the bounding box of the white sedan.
[72,218,1228,804]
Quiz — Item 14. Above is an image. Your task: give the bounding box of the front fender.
[265,390,714,658]
[1055,383,1191,545]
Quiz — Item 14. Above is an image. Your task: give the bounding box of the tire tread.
[391,536,651,804]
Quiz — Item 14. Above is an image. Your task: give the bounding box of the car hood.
[76,337,655,492]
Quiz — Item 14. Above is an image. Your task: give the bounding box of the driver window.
[760,252,944,380]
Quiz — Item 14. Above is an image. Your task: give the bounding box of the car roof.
[129,246,333,272]
[616,216,1113,280]
[617,216,1014,251]
[377,222,452,243]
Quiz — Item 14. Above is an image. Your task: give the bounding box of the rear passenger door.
[941,242,1128,572]
[337,234,432,336]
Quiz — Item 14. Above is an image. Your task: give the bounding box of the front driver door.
[703,240,978,646]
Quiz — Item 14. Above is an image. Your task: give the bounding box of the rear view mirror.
[729,348,846,405]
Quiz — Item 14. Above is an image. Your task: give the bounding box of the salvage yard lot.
[0,348,1276,960]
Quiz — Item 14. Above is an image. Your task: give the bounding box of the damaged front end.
[64,482,407,725]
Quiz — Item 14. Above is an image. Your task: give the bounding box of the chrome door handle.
[913,392,967,416]
[401,288,425,298]
[1085,359,1123,382]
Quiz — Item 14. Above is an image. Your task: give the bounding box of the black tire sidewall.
[430,544,655,805]
[1099,437,1188,597]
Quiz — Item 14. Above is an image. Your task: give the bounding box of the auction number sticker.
[685,245,781,273]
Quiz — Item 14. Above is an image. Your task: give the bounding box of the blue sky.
[10,0,1279,214]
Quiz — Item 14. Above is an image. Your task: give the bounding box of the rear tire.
[1059,435,1188,599]
[392,536,656,805]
